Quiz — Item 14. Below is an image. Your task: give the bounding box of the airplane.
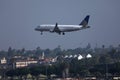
[35,15,90,35]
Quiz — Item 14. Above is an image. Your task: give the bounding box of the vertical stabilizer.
[79,15,90,26]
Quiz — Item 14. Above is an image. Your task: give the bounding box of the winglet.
[79,15,90,26]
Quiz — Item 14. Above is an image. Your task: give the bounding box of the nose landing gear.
[41,32,43,35]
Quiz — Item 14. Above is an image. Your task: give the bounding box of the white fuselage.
[35,24,83,32]
[35,15,90,34]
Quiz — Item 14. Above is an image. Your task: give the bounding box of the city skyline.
[0,0,120,50]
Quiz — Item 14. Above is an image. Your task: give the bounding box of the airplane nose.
[35,25,40,31]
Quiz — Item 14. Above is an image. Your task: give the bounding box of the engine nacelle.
[49,29,54,33]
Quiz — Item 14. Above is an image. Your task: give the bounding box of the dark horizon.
[0,0,120,50]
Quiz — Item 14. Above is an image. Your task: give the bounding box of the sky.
[0,0,120,50]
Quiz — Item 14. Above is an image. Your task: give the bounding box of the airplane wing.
[53,23,61,33]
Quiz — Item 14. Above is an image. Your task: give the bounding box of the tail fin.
[79,15,90,26]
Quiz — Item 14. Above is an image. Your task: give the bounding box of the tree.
[8,46,12,57]
[109,62,120,75]
[6,68,30,80]
[53,63,63,76]
[54,45,62,56]
[6,69,16,77]
[21,48,25,54]
[30,66,42,79]
[35,46,42,56]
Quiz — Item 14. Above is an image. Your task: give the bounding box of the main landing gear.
[41,31,43,35]
[58,32,65,35]
[62,32,65,35]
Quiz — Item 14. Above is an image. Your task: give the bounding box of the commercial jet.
[35,15,90,35]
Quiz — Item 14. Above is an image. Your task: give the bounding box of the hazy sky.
[0,0,120,50]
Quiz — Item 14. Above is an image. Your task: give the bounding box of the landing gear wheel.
[62,32,65,35]
[41,32,43,35]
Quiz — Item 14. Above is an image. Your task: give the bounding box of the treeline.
[0,44,120,58]
[5,59,120,78]
[1,44,120,66]
[0,44,120,78]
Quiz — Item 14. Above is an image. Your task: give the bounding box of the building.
[15,60,38,68]
[0,57,7,64]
